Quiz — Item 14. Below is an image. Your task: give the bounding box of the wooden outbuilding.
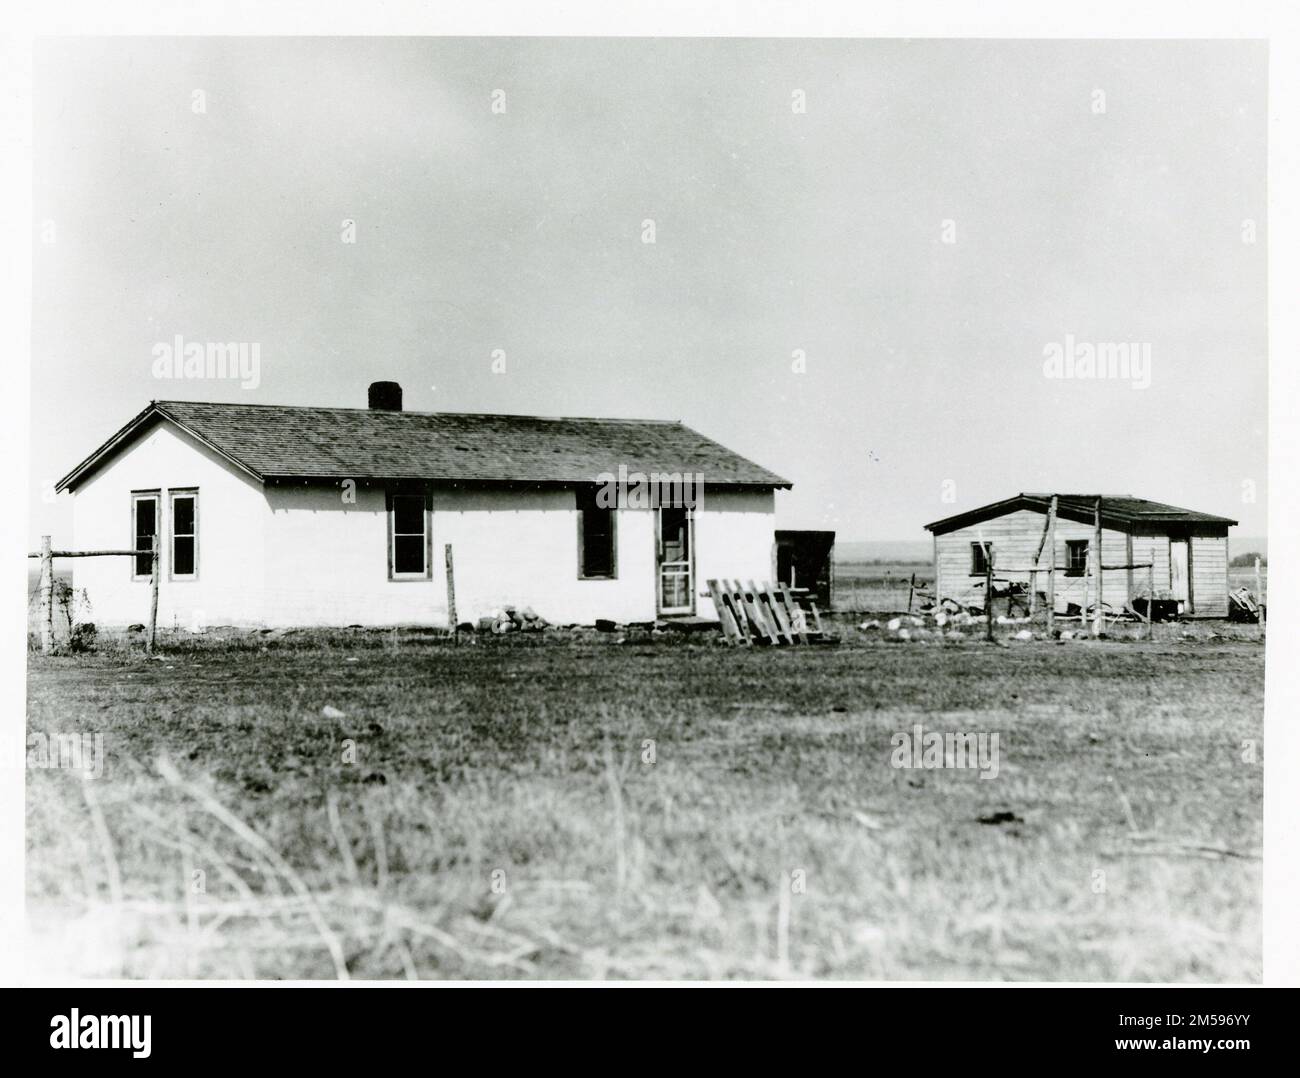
[774,529,835,609]
[923,494,1237,618]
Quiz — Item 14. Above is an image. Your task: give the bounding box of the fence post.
[39,535,54,654]
[984,548,994,643]
[906,573,915,614]
[1147,563,1155,641]
[147,534,160,654]
[1256,556,1265,638]
[1046,496,1057,635]
[1081,545,1091,627]
[444,543,457,644]
[1093,497,1104,636]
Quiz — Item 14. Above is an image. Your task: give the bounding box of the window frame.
[576,487,618,581]
[168,488,199,582]
[969,541,993,576]
[1065,539,1089,577]
[131,490,161,581]
[386,488,433,581]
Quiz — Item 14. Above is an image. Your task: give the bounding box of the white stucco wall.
[67,419,778,628]
[429,485,659,626]
[70,421,268,628]
[259,482,662,626]
[259,484,776,626]
[693,487,779,612]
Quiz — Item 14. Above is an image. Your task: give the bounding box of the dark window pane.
[393,495,424,535]
[1066,540,1089,575]
[394,534,425,574]
[581,509,614,577]
[173,536,195,576]
[660,508,689,559]
[135,499,156,539]
[971,543,992,574]
[134,498,157,576]
[173,496,195,535]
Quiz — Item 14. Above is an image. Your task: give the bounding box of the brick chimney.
[368,381,403,411]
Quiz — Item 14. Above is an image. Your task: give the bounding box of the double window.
[131,489,199,579]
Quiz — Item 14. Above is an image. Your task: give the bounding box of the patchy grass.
[26,628,1263,981]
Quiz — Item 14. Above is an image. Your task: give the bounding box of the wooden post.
[984,545,994,643]
[444,543,457,644]
[1081,546,1090,627]
[39,535,54,654]
[1093,497,1104,635]
[147,534,159,654]
[931,532,939,611]
[1046,496,1057,635]
[1125,532,1135,614]
[1028,508,1052,618]
[906,573,916,614]
[1147,563,1155,641]
[1256,556,1265,637]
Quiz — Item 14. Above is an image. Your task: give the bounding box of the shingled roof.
[56,400,791,491]
[924,493,1237,534]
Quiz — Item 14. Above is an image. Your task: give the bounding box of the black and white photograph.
[4,0,1299,1032]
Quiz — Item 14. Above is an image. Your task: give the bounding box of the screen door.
[656,507,694,615]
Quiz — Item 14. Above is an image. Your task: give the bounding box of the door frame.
[1170,535,1193,613]
[655,506,695,616]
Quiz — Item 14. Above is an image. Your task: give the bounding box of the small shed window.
[970,541,993,576]
[132,491,159,578]
[170,490,198,579]
[388,491,431,579]
[577,487,616,579]
[1065,539,1089,577]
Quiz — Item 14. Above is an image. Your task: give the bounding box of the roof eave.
[925,493,1239,534]
[261,472,792,489]
[923,494,1029,533]
[55,402,265,492]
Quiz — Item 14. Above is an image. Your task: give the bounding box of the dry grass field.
[25,620,1263,982]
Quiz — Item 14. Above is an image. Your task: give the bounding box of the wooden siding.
[934,509,1130,611]
[933,509,1232,616]
[1131,534,1172,593]
[1190,535,1229,617]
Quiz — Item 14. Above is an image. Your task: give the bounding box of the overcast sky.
[31,37,1267,544]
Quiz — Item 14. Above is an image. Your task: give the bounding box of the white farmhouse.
[56,383,790,629]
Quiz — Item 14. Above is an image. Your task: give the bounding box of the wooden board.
[706,579,742,643]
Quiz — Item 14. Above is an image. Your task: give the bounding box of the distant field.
[832,559,931,613]
[27,626,1263,981]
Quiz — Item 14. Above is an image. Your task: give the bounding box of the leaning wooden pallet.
[704,579,831,646]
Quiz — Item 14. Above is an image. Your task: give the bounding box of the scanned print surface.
[26,37,1265,982]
